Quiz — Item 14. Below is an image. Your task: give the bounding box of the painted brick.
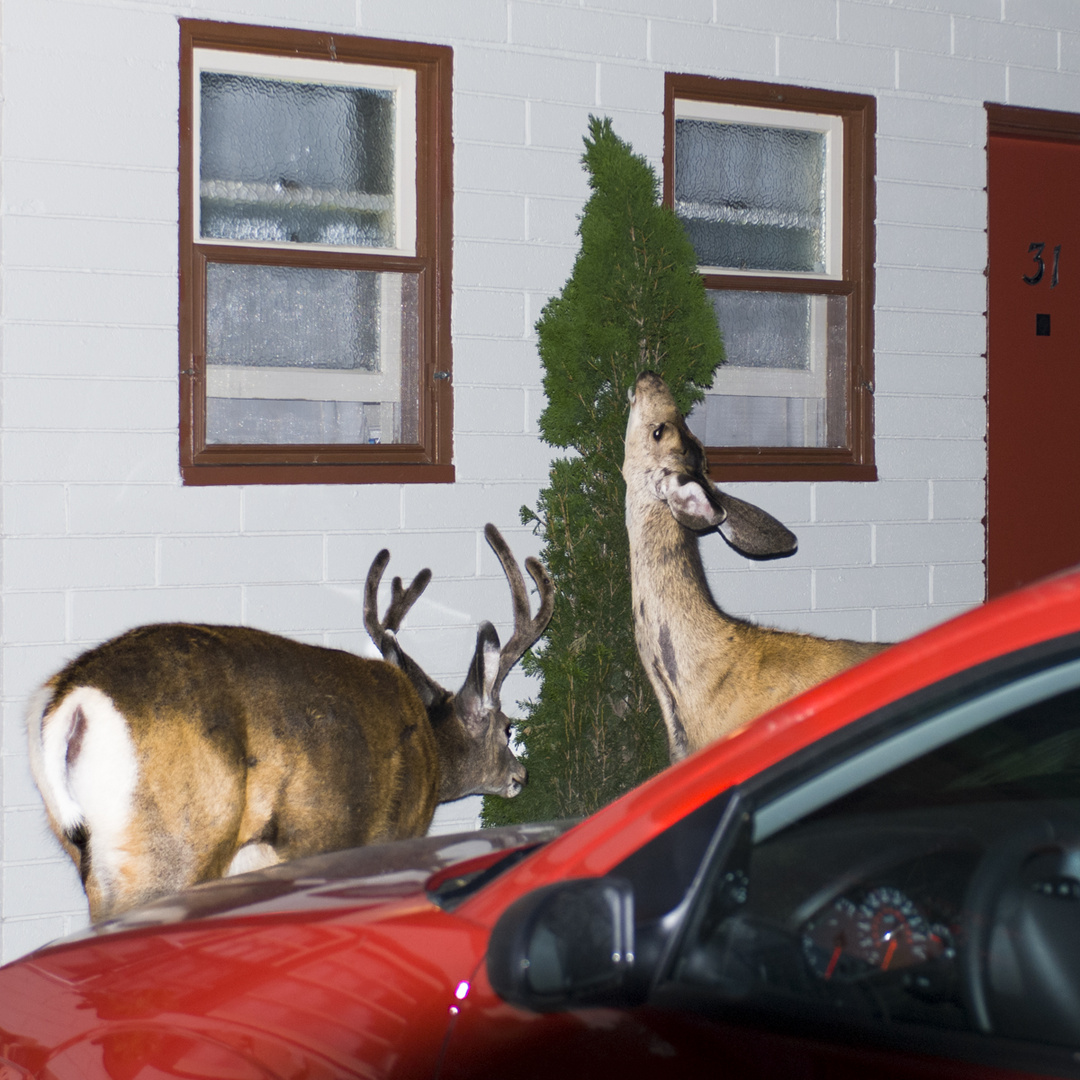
[704,566,815,616]
[953,15,1058,67]
[877,179,987,231]
[815,480,930,523]
[1,160,177,224]
[5,268,175,329]
[838,2,952,51]
[878,602,973,640]
[789,608,877,641]
[361,0,507,42]
[931,479,986,521]
[875,266,987,313]
[2,323,177,380]
[875,95,987,146]
[783,524,875,568]
[597,60,665,113]
[242,484,400,535]
[5,807,60,865]
[648,20,776,77]
[876,223,986,273]
[779,38,897,92]
[401,481,548,534]
[327,529,479,590]
[874,353,986,398]
[3,753,47,812]
[4,536,156,591]
[1061,30,1080,73]
[1,485,67,536]
[932,561,986,605]
[455,337,545,389]
[716,0,837,38]
[876,436,986,482]
[1006,65,1080,113]
[428,795,485,835]
[875,310,986,357]
[457,93,528,150]
[1005,0,1080,33]
[5,378,175,433]
[69,587,244,645]
[157,535,326,587]
[68,484,242,537]
[454,288,529,340]
[458,237,575,293]
[816,565,930,609]
[3,217,176,276]
[455,45,597,102]
[526,195,583,247]
[454,431,555,482]
[876,521,985,564]
[877,138,987,188]
[2,432,178,485]
[510,3,648,58]
[455,386,527,434]
[875,394,985,440]
[457,191,527,244]
[3,857,87,918]
[3,592,67,646]
[897,48,1007,101]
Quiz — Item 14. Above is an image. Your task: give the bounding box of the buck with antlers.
[624,371,887,762]
[27,523,553,921]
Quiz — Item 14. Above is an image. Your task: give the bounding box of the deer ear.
[662,474,727,531]
[457,622,502,731]
[382,631,445,710]
[713,491,798,558]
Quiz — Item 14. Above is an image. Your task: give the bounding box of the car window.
[662,655,1080,1069]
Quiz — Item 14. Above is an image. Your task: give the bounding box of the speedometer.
[802,897,866,980]
[855,886,930,971]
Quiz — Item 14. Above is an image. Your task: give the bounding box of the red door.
[987,108,1080,599]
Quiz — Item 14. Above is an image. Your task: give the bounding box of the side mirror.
[487,878,635,1012]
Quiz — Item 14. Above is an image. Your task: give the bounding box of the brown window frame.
[664,74,877,482]
[179,20,454,485]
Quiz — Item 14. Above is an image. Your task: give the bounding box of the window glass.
[667,657,1080,1054]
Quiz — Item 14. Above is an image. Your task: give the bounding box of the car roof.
[462,566,1080,924]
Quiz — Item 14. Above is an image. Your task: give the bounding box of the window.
[664,76,876,481]
[665,652,1080,1070]
[179,21,453,484]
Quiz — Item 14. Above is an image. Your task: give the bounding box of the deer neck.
[627,499,734,633]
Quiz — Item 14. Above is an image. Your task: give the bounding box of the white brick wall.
[0,0,1073,961]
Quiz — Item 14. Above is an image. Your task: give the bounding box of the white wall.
[1,0,1076,961]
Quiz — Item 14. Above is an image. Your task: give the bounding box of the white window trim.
[673,97,844,282]
[192,47,418,257]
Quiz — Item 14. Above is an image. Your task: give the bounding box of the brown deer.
[27,524,553,922]
[624,371,887,762]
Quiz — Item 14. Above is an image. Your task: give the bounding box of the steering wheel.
[960,813,1080,1045]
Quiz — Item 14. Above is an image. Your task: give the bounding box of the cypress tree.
[483,117,724,825]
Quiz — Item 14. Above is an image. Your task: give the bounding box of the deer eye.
[652,424,666,441]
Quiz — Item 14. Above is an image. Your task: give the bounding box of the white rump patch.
[226,842,280,877]
[29,686,139,856]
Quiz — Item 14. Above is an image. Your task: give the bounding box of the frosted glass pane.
[200,72,396,248]
[205,264,419,445]
[687,290,847,448]
[675,119,827,273]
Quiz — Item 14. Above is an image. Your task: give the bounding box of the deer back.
[623,371,887,760]
[29,623,438,921]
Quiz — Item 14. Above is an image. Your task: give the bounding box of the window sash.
[664,74,876,483]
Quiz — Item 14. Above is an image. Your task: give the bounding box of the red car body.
[3,569,1080,1079]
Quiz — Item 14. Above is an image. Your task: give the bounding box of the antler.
[483,523,555,689]
[363,549,432,655]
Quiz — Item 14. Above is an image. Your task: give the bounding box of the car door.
[459,636,1080,1080]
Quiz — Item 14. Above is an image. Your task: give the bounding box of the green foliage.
[483,116,724,826]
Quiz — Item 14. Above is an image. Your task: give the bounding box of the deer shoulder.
[623,371,889,762]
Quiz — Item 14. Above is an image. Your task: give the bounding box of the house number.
[1023,242,1061,288]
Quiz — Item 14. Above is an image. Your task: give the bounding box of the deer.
[623,371,888,763]
[27,523,554,922]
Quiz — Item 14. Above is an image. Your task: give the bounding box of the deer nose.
[506,760,527,797]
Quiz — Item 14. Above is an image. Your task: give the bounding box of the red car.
[4,568,1080,1079]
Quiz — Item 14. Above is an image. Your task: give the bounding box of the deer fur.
[624,371,888,762]
[28,524,553,922]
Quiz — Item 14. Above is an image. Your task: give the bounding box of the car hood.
[56,820,573,946]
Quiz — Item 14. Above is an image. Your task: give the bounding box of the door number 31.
[1024,242,1060,287]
